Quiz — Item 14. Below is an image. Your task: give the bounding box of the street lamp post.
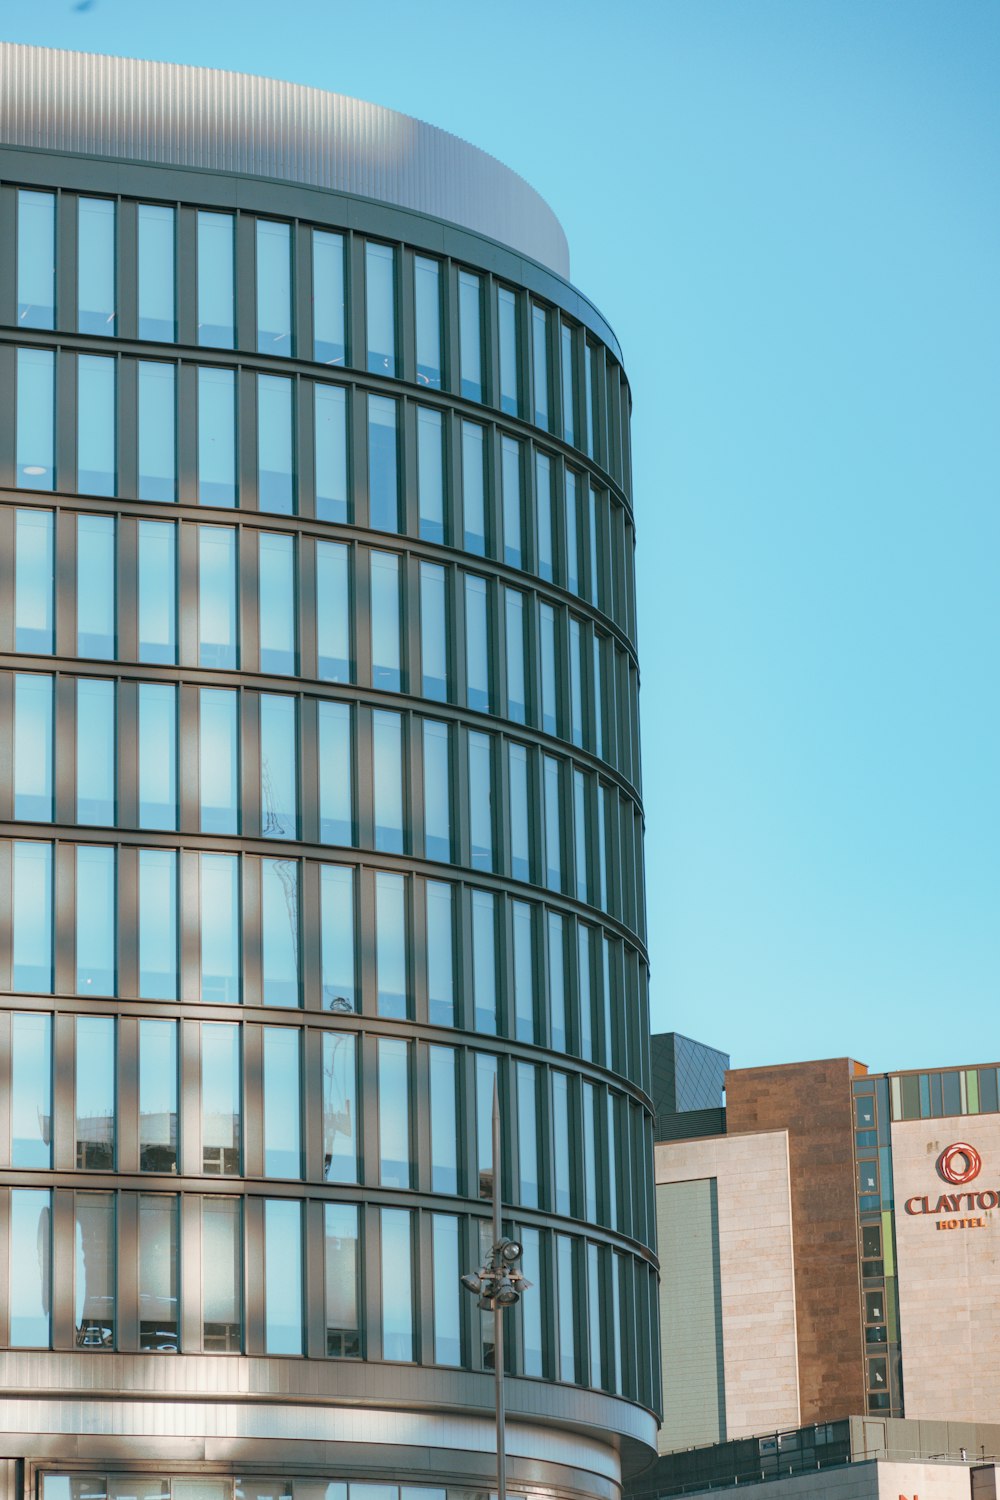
[460,1078,530,1500]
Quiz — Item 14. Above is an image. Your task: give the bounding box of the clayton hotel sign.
[904,1142,998,1230]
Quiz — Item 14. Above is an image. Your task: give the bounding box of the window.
[126,878,170,1028]
[318,702,353,845]
[380,1208,414,1361]
[376,871,408,1019]
[426,880,455,1025]
[366,241,396,376]
[553,1070,571,1214]
[517,1061,539,1207]
[315,384,349,522]
[258,375,294,513]
[14,673,53,821]
[202,1197,242,1351]
[417,407,445,542]
[10,1190,51,1347]
[556,1234,577,1382]
[17,190,55,329]
[540,604,557,735]
[432,1214,461,1365]
[368,395,399,531]
[468,730,494,871]
[378,1036,411,1186]
[313,230,346,366]
[75,1192,116,1350]
[12,841,52,992]
[420,562,448,701]
[199,688,238,834]
[323,1030,357,1181]
[582,1080,597,1220]
[561,322,576,446]
[198,368,237,507]
[76,845,116,995]
[543,755,563,892]
[472,890,497,1034]
[370,550,402,691]
[521,1226,543,1375]
[257,219,292,355]
[320,864,356,1011]
[198,526,237,668]
[197,211,235,348]
[261,857,300,1006]
[513,902,535,1044]
[570,619,584,747]
[316,540,351,680]
[200,853,240,1003]
[78,197,115,335]
[505,588,526,722]
[138,362,176,502]
[75,1014,115,1167]
[584,343,596,458]
[263,1027,302,1176]
[475,1053,497,1197]
[372,710,404,853]
[15,509,53,652]
[258,532,296,673]
[465,574,490,712]
[429,1045,458,1192]
[593,635,604,758]
[422,720,451,862]
[139,1018,177,1171]
[77,513,116,656]
[548,912,567,1053]
[16,348,55,490]
[264,1199,303,1353]
[260,694,298,839]
[579,925,593,1062]
[574,770,589,902]
[461,421,486,554]
[138,520,177,663]
[138,682,177,829]
[138,203,175,341]
[501,436,522,568]
[532,305,550,429]
[498,286,519,416]
[77,355,116,496]
[588,487,602,608]
[201,1022,241,1172]
[536,452,554,581]
[415,256,442,388]
[565,470,580,594]
[459,271,483,401]
[587,1242,602,1388]
[11,1012,51,1168]
[324,1202,360,1356]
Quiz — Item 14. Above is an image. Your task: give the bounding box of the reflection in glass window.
[200,853,240,1003]
[137,362,176,502]
[557,1233,577,1382]
[197,211,235,348]
[10,1189,51,1347]
[260,694,297,839]
[498,286,519,416]
[11,1012,52,1168]
[198,367,236,507]
[16,348,55,490]
[378,1036,410,1187]
[417,407,444,542]
[138,682,177,829]
[139,1018,177,1171]
[461,421,486,554]
[138,204,175,341]
[139,1194,178,1351]
[315,384,349,522]
[465,574,490,712]
[368,395,399,532]
[536,452,554,581]
[593,635,604,758]
[199,688,238,834]
[320,864,356,1012]
[202,1022,241,1172]
[517,1061,539,1207]
[14,673,53,821]
[261,857,301,1007]
[468,731,494,872]
[426,880,455,1026]
[14,511,52,655]
[258,375,294,513]
[552,1070,571,1215]
[325,1202,360,1356]
[472,891,497,1034]
[566,469,580,595]
[501,436,522,568]
[323,1031,357,1182]
[75,1192,116,1350]
[258,532,296,673]
[540,603,557,736]
[505,588,526,723]
[370,551,401,691]
[77,513,116,656]
[513,901,534,1044]
[265,1198,303,1353]
[257,219,292,355]
[202,1197,242,1352]
[429,1046,458,1192]
[76,845,116,996]
[13,841,53,992]
[75,1014,115,1167]
[561,322,576,447]
[318,701,353,845]
[373,709,404,853]
[17,190,55,329]
[432,1214,461,1366]
[366,242,396,376]
[263,1027,302,1175]
[543,755,562,892]
[509,743,530,883]
[475,1053,497,1198]
[198,526,238,668]
[77,355,116,496]
[588,1242,602,1387]
[521,1225,543,1376]
[612,1253,624,1395]
[380,1208,414,1361]
[459,271,483,401]
[376,871,407,1019]
[579,925,593,1062]
[401,251,439,390]
[138,520,176,663]
[420,562,448,701]
[582,1080,597,1222]
[313,230,346,366]
[78,198,116,335]
[574,769,589,902]
[601,934,614,1067]
[607,1092,619,1230]
[549,913,567,1054]
[532,305,549,429]
[316,540,351,680]
[597,782,609,913]
[422,720,451,862]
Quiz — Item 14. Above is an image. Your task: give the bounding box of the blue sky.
[5,0,998,1073]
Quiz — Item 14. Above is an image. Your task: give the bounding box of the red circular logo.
[937,1142,982,1185]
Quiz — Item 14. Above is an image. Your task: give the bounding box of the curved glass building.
[0,41,657,1500]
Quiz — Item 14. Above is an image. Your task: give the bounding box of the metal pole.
[492,1076,506,1500]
